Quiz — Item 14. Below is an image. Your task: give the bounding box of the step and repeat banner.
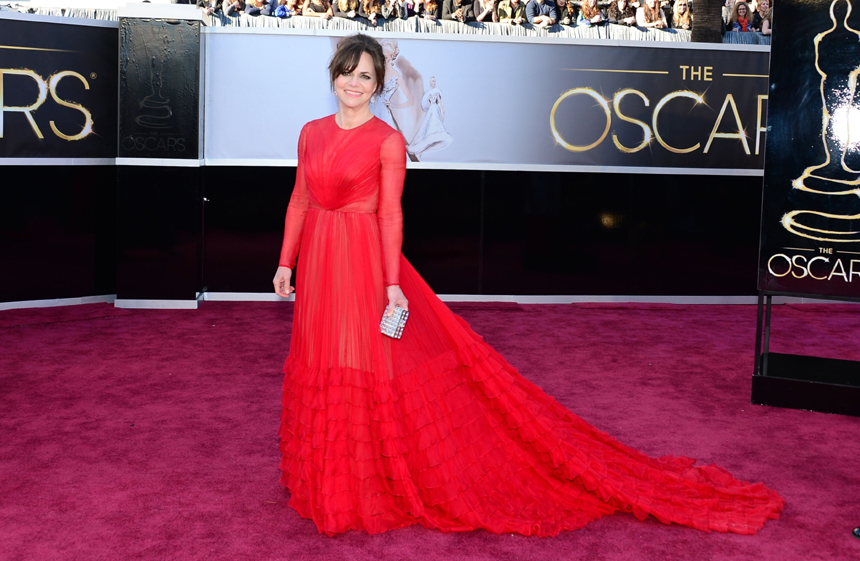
[204,30,770,174]
[758,0,860,299]
[0,12,118,162]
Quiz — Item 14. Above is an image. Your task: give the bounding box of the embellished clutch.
[380,306,409,339]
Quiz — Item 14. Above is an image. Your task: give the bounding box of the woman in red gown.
[272,34,784,537]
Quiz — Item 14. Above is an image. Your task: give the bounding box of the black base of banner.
[116,166,204,301]
[753,291,860,418]
[752,353,860,417]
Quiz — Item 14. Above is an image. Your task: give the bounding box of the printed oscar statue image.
[784,0,860,242]
[135,33,173,130]
[407,76,453,159]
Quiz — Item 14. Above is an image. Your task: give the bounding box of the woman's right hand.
[273,266,294,298]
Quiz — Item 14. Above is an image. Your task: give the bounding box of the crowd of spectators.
[192,0,654,29]
[723,0,772,34]
[193,0,773,37]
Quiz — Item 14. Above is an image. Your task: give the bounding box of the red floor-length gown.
[277,115,784,537]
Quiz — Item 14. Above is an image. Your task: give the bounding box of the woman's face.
[759,0,768,11]
[334,52,377,112]
[618,0,626,8]
[737,3,747,15]
[677,1,686,12]
[588,0,596,6]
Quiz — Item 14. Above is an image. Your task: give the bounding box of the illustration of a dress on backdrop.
[368,40,427,161]
[407,76,453,158]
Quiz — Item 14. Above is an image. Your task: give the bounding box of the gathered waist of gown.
[309,203,377,215]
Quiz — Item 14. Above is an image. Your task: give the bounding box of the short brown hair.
[328,34,385,96]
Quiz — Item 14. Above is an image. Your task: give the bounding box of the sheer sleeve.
[278,125,310,269]
[378,132,407,286]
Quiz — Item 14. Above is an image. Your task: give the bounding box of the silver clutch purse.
[380,306,409,339]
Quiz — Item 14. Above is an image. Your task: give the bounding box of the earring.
[333,91,338,97]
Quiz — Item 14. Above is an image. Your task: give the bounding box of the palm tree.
[692,0,724,42]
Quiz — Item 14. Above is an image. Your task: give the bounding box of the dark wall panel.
[482,172,763,295]
[116,166,202,300]
[201,167,762,297]
[0,166,116,303]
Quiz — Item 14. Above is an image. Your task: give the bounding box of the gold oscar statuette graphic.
[784,0,860,243]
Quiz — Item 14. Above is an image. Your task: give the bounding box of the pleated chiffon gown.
[277,115,785,537]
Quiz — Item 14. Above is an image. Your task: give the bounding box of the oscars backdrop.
[204,31,770,174]
[0,13,118,161]
[119,16,201,160]
[758,0,860,299]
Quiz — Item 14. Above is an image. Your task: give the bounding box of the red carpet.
[1,301,859,560]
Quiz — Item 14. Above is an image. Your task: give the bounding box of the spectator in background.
[559,0,576,24]
[607,0,636,25]
[497,0,526,24]
[751,0,766,29]
[722,0,734,25]
[728,1,752,31]
[525,0,557,28]
[747,0,759,24]
[274,0,293,15]
[577,0,605,25]
[475,0,498,21]
[334,0,361,18]
[554,0,566,23]
[361,0,383,23]
[636,0,667,27]
[401,0,420,17]
[197,0,223,15]
[442,0,476,21]
[759,0,772,34]
[245,0,275,15]
[671,0,692,29]
[303,0,334,17]
[420,0,441,18]
[225,0,245,14]
[381,0,404,19]
[286,0,301,13]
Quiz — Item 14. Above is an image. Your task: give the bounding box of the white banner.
[203,29,771,175]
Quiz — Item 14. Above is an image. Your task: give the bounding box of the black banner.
[0,15,118,159]
[758,0,860,299]
[119,18,201,160]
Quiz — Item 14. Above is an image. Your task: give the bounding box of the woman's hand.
[273,266,294,298]
[385,285,408,317]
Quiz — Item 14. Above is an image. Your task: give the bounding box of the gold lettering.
[851,259,860,282]
[691,67,702,80]
[612,89,652,153]
[550,88,611,152]
[828,259,849,281]
[767,253,791,277]
[704,94,751,155]
[680,65,689,79]
[808,256,830,280]
[0,69,48,139]
[755,95,768,155]
[48,71,93,141]
[791,255,809,279]
[704,66,713,81]
[653,91,704,154]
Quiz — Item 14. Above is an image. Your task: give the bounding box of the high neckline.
[332,113,376,131]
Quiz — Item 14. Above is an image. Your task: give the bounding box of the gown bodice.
[279,114,406,286]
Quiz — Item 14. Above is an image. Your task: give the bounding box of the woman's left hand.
[385,285,409,317]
